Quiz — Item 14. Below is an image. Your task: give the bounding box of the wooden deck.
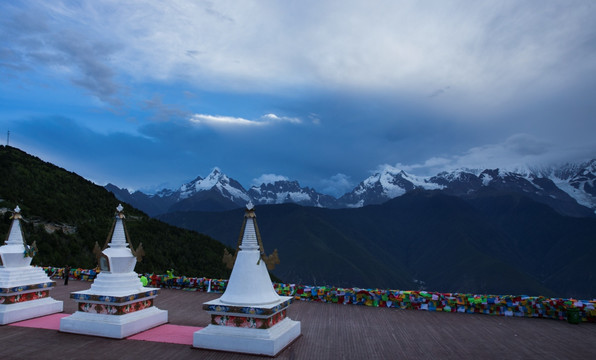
[1,280,595,359]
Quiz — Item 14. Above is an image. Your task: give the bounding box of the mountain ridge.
[107,160,596,218]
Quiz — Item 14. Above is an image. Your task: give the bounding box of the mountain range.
[106,160,596,218]
[106,158,596,298]
[2,145,594,298]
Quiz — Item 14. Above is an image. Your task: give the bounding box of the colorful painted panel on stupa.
[210,309,287,329]
[0,290,50,304]
[77,298,154,315]
[70,289,158,304]
[203,299,292,316]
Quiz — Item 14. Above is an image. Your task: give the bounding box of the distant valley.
[157,191,596,299]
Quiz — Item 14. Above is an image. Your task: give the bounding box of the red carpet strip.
[8,313,68,330]
[127,324,202,345]
[9,314,202,346]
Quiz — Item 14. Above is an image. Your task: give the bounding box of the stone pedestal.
[0,276,63,325]
[60,286,167,338]
[194,297,301,356]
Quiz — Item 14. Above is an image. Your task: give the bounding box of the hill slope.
[0,146,231,278]
[159,190,596,298]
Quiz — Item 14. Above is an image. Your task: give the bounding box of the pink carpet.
[8,313,68,330]
[127,324,203,345]
[9,314,202,346]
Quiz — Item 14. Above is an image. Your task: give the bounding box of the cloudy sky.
[1,1,595,196]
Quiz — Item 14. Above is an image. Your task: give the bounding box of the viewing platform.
[1,279,595,359]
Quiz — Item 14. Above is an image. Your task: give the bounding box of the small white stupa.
[60,204,167,338]
[193,202,301,356]
[0,206,63,325]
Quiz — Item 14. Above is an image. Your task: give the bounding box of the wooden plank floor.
[1,280,595,359]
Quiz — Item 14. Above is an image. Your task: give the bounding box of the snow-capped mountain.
[337,166,443,208]
[106,159,596,218]
[166,168,249,212]
[248,180,336,208]
[178,168,249,203]
[336,164,595,217]
[105,168,249,215]
[530,159,596,210]
[171,169,336,211]
[566,160,596,205]
[437,168,592,217]
[107,168,336,215]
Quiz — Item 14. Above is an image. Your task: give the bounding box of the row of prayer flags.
[42,266,595,323]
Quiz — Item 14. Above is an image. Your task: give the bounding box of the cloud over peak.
[252,174,290,186]
[393,133,593,177]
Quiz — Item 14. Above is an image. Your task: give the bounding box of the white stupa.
[0,206,63,324]
[60,204,167,338]
[193,202,301,356]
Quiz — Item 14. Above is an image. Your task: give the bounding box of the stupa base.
[59,306,167,339]
[193,317,301,356]
[0,297,63,325]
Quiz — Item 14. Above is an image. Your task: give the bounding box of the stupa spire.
[108,204,128,249]
[240,201,259,251]
[5,206,24,246]
[93,204,144,265]
[223,202,279,270]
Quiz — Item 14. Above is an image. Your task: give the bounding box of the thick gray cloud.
[1,3,123,107]
[319,174,353,198]
[504,134,549,157]
[1,1,595,196]
[143,95,191,123]
[6,1,594,110]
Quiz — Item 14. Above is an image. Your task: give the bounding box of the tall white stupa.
[60,204,167,338]
[193,202,301,356]
[0,206,63,325]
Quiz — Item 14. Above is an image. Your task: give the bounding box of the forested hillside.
[159,190,596,299]
[0,146,231,279]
